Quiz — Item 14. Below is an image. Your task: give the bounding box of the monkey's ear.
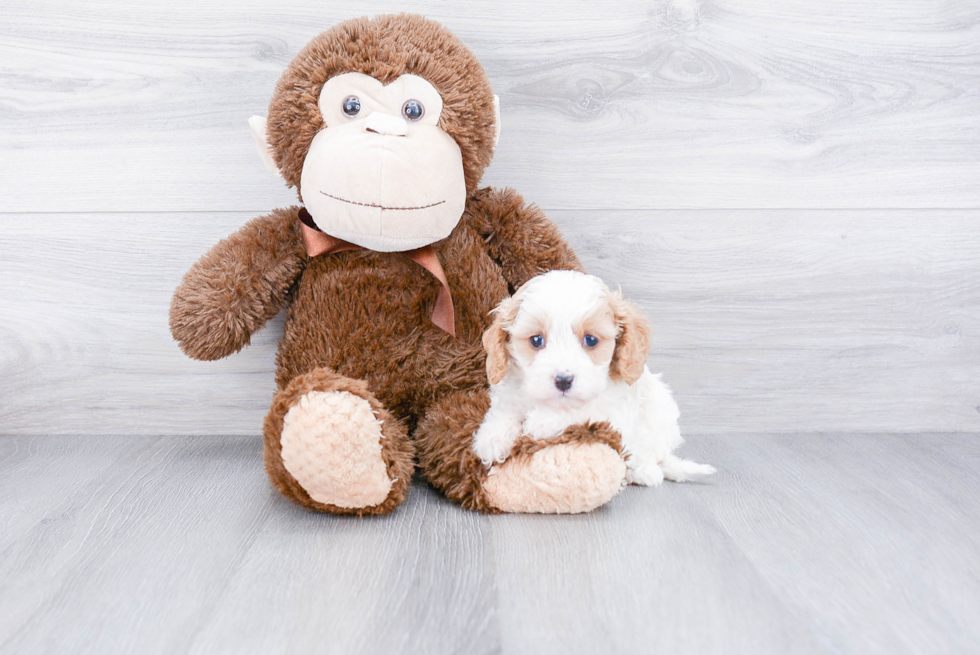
[248,116,284,180]
[492,95,501,148]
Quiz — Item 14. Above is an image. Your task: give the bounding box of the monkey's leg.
[263,367,414,515]
[415,389,627,514]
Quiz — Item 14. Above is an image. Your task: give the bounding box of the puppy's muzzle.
[554,374,574,392]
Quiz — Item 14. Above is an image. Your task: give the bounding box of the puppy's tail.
[661,455,716,482]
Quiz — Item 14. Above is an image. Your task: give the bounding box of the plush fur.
[262,367,415,516]
[267,14,497,199]
[170,15,634,514]
[414,388,627,513]
[473,271,716,486]
[169,207,307,361]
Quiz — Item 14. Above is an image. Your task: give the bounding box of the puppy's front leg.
[472,393,524,467]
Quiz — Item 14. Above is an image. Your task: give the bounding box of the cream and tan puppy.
[472,270,715,486]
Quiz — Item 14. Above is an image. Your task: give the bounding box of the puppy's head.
[483,271,651,406]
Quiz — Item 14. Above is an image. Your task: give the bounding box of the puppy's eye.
[529,335,545,349]
[342,96,361,117]
[583,334,599,348]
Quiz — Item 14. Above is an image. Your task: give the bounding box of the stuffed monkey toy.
[170,14,628,514]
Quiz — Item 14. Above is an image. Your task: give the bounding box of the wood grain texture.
[2,1,978,434]
[1,210,977,435]
[3,4,977,651]
[1,0,978,212]
[1,433,977,654]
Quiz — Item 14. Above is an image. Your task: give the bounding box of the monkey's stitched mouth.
[320,191,446,211]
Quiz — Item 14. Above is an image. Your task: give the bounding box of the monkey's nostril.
[555,374,574,392]
[363,112,408,137]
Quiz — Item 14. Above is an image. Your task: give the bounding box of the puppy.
[472,270,715,486]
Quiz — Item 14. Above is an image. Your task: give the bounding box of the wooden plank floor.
[2,4,979,653]
[1,433,977,654]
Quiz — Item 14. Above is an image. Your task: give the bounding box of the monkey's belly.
[275,254,489,420]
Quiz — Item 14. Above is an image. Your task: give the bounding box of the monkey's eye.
[583,334,599,348]
[529,335,545,349]
[342,96,361,117]
[402,99,424,121]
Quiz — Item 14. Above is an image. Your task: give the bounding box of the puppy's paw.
[626,461,665,487]
[472,426,519,467]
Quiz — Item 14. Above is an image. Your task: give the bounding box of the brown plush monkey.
[169,14,627,514]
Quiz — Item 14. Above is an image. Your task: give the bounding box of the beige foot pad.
[483,442,627,514]
[280,390,392,509]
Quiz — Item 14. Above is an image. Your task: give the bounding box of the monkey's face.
[252,15,501,252]
[297,73,467,252]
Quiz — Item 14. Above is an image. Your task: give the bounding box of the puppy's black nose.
[555,374,574,392]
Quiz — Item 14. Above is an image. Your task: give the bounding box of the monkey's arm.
[169,206,308,361]
[468,187,584,290]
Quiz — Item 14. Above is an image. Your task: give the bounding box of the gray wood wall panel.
[1,1,978,435]
[1,210,977,435]
[2,3,977,648]
[1,1,978,212]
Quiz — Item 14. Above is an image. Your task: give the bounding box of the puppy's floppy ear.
[483,294,522,385]
[608,290,652,385]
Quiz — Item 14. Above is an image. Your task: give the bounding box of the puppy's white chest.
[521,380,642,442]
[522,401,619,441]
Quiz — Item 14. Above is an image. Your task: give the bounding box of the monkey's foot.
[483,427,626,514]
[415,388,626,514]
[280,390,393,508]
[264,368,414,515]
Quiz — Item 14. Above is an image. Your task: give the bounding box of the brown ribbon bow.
[298,208,456,337]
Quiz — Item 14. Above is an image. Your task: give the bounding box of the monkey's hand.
[468,187,584,290]
[169,206,307,361]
